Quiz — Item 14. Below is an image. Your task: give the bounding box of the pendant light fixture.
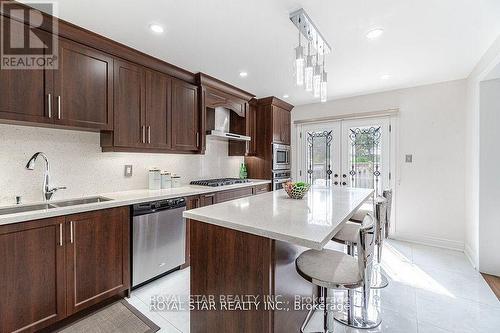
[295,31,305,86]
[290,8,332,101]
[304,41,313,92]
[320,56,328,102]
[313,50,321,98]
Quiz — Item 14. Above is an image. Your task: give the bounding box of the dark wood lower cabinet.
[0,207,130,333]
[65,207,130,315]
[0,217,66,333]
[216,187,254,203]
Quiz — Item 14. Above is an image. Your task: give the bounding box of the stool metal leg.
[371,244,389,289]
[333,285,381,329]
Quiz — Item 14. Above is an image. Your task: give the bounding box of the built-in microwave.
[272,144,291,170]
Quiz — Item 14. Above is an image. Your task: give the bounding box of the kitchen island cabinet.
[184,187,373,333]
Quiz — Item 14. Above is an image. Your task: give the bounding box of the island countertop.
[183,186,374,250]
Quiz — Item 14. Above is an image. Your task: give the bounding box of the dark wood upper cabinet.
[0,217,66,333]
[145,70,172,149]
[112,60,146,148]
[54,38,114,130]
[65,207,130,315]
[171,79,199,151]
[0,17,53,125]
[273,106,291,145]
[245,97,294,180]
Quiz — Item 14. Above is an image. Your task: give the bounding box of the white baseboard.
[391,232,464,252]
[464,243,478,270]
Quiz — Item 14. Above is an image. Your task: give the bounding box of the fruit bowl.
[283,182,311,199]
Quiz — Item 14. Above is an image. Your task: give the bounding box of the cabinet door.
[281,109,291,145]
[65,207,130,315]
[0,217,66,333]
[0,17,53,124]
[113,60,146,148]
[272,107,283,143]
[54,38,113,130]
[200,193,216,206]
[171,79,199,151]
[146,70,172,149]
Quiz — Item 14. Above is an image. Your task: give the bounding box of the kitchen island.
[183,186,373,333]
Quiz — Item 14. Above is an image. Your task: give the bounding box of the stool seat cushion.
[296,249,363,289]
[350,207,371,223]
[332,222,361,244]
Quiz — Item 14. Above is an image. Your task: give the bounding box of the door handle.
[47,94,52,118]
[147,126,151,144]
[196,132,200,147]
[70,221,74,244]
[57,96,61,119]
[142,126,146,144]
[59,223,63,246]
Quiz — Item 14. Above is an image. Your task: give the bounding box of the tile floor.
[127,240,500,332]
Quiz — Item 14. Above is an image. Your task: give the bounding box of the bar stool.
[295,214,380,332]
[333,198,389,289]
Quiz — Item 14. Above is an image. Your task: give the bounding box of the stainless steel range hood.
[206,107,251,142]
[208,130,251,141]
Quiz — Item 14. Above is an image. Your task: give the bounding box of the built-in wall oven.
[272,144,291,170]
[273,170,292,191]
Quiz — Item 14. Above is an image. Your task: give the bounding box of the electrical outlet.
[124,165,133,177]
[405,155,413,163]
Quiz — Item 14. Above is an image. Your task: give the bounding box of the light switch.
[124,165,133,177]
[405,155,413,163]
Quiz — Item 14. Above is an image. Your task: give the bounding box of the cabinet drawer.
[216,187,254,203]
[253,184,270,195]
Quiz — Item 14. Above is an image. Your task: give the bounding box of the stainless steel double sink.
[0,196,112,216]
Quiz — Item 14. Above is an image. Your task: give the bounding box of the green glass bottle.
[239,163,248,179]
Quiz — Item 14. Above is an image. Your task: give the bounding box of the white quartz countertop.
[0,180,271,226]
[183,186,374,250]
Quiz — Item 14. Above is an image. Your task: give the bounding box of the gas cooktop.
[190,178,250,187]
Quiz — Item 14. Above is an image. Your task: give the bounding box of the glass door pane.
[342,118,390,195]
[299,122,341,186]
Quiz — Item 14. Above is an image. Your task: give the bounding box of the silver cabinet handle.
[70,221,74,244]
[48,94,52,118]
[148,126,151,144]
[59,223,63,246]
[196,132,199,147]
[142,126,146,144]
[57,96,61,119]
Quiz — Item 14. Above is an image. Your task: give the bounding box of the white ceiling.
[27,0,500,105]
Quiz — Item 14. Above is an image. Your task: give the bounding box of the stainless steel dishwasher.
[132,197,186,288]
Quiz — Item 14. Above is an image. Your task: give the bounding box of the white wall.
[0,124,243,205]
[292,80,467,250]
[464,35,500,268]
[478,79,500,276]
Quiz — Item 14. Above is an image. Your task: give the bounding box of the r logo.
[1,1,58,69]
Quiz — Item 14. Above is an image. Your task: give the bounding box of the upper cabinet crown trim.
[257,97,294,111]
[197,73,255,102]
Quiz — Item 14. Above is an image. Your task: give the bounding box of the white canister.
[148,168,161,190]
[161,171,172,189]
[171,175,181,188]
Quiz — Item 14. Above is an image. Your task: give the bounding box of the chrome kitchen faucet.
[26,152,67,201]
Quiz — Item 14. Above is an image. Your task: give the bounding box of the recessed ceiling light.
[283,94,289,99]
[366,28,384,40]
[381,74,391,80]
[239,71,248,78]
[149,24,164,33]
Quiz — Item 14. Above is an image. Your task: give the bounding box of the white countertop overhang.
[183,186,374,250]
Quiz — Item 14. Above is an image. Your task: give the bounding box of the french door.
[297,117,392,196]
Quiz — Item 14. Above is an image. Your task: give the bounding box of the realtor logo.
[1,1,58,69]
